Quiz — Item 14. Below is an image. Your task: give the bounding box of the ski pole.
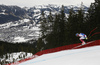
[89,32,100,39]
[88,27,97,38]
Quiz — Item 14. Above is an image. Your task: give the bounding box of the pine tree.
[48,5,67,46]
[47,11,54,34]
[45,13,59,48]
[77,7,85,33]
[37,38,45,51]
[44,6,67,48]
[67,8,78,43]
[58,5,67,45]
[87,0,100,28]
[86,0,100,40]
[40,11,48,38]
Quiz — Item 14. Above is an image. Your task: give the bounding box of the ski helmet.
[75,33,79,36]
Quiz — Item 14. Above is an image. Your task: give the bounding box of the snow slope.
[19,45,100,65]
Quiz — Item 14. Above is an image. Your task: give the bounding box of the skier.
[76,33,88,45]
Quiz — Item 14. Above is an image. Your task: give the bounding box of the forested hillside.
[37,0,100,51]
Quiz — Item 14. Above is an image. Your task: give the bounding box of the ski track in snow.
[19,46,100,65]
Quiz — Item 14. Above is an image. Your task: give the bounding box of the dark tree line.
[38,0,100,50]
[0,41,38,57]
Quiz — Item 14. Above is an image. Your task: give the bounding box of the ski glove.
[86,37,88,40]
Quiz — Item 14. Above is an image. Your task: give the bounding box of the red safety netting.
[5,40,100,65]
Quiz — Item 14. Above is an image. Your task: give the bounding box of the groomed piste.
[6,40,100,65]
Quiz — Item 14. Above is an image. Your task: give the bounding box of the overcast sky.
[0,0,95,7]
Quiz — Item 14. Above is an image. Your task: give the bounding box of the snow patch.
[23,19,30,22]
[14,37,30,43]
[0,52,33,64]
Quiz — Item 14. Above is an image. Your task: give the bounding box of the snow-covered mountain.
[26,4,88,23]
[0,4,89,43]
[0,5,27,24]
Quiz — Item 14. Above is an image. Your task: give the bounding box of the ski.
[73,41,95,49]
